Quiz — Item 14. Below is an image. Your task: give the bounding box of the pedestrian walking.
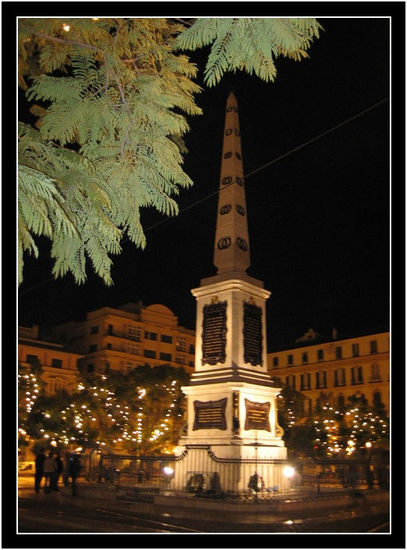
[52,452,63,491]
[69,453,81,496]
[43,451,57,493]
[34,448,46,493]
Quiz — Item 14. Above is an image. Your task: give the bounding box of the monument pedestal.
[171,378,289,493]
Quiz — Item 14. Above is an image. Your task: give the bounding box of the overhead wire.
[18,97,388,296]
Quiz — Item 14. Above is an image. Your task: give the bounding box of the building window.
[287,354,293,366]
[159,352,172,362]
[47,378,56,394]
[300,373,311,391]
[108,324,113,335]
[176,338,186,352]
[189,344,195,355]
[334,368,346,387]
[128,345,140,355]
[335,346,342,359]
[337,394,345,409]
[89,344,97,353]
[286,375,296,389]
[370,340,378,354]
[161,334,173,344]
[51,358,63,368]
[144,350,156,359]
[106,343,112,350]
[87,364,94,373]
[302,352,308,364]
[90,325,99,335]
[128,326,141,341]
[352,343,359,357]
[373,391,382,405]
[302,398,312,416]
[273,357,279,367]
[370,363,381,382]
[317,349,324,361]
[316,371,327,389]
[175,355,185,364]
[26,354,39,364]
[145,331,157,341]
[351,366,363,385]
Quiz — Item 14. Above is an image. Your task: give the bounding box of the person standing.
[52,452,63,491]
[43,451,57,493]
[69,453,81,496]
[34,448,46,493]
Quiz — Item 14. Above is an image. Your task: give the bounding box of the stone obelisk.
[172,93,288,493]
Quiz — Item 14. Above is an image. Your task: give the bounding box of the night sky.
[17,13,392,349]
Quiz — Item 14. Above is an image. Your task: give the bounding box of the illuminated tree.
[21,364,189,454]
[18,17,321,285]
[275,381,389,459]
[18,359,45,452]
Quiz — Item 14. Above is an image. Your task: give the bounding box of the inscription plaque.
[202,301,227,365]
[244,398,271,431]
[193,398,227,430]
[243,302,263,366]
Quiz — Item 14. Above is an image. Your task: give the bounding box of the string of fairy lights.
[278,393,388,458]
[18,374,183,452]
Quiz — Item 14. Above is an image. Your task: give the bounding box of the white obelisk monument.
[173,93,288,493]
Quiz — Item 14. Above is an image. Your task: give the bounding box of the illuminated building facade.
[268,329,389,415]
[49,302,196,375]
[18,325,82,396]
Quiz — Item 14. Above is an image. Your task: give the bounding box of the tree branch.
[32,31,103,53]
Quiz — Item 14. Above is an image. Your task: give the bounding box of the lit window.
[128,326,141,341]
[176,338,186,352]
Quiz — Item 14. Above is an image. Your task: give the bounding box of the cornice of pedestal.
[191,277,271,301]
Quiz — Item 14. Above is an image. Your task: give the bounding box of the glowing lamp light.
[283,466,295,479]
[365,441,372,448]
[163,466,174,476]
[62,24,70,32]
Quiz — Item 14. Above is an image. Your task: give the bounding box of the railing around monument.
[83,449,388,498]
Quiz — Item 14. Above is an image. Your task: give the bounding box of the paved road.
[18,488,389,534]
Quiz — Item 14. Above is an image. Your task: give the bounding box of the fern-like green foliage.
[175,18,322,86]
[18,17,321,286]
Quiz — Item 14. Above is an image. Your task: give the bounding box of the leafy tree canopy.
[18,17,322,285]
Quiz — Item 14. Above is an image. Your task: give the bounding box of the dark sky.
[17,15,391,349]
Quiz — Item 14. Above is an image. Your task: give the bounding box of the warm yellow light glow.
[283,466,295,478]
[62,24,70,32]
